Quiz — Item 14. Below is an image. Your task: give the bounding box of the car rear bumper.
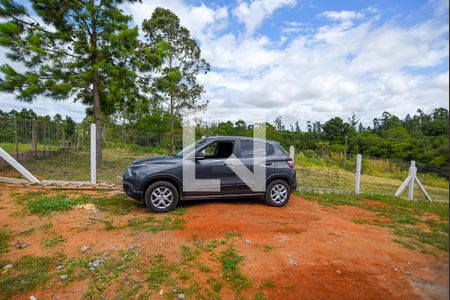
[123,182,143,201]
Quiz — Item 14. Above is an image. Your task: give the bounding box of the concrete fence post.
[355,154,362,194]
[289,146,295,164]
[408,161,416,200]
[90,124,96,185]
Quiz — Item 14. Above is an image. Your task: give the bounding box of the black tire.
[265,179,291,207]
[144,181,179,212]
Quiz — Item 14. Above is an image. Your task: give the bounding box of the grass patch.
[0,256,53,299]
[14,191,142,216]
[254,291,267,300]
[0,229,10,253]
[219,246,251,293]
[146,254,173,289]
[263,245,272,252]
[171,206,187,216]
[25,195,84,215]
[207,277,224,292]
[301,192,449,253]
[263,281,275,288]
[42,234,64,249]
[127,216,185,232]
[180,245,200,264]
[198,263,212,273]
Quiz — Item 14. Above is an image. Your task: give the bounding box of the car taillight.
[286,158,294,168]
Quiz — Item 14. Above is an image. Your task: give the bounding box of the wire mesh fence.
[0,116,448,202]
[0,116,181,183]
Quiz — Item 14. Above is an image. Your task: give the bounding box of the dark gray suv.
[123,136,297,212]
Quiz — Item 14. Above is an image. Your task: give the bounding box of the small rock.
[287,255,298,267]
[30,296,37,300]
[127,243,142,250]
[17,242,29,249]
[159,289,164,295]
[89,258,105,270]
[59,275,68,280]
[177,293,186,300]
[81,246,89,253]
[245,240,253,244]
[336,270,342,275]
[394,268,400,272]
[56,265,65,270]
[3,264,13,270]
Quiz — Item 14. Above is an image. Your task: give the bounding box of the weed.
[177,267,192,281]
[220,246,251,293]
[171,206,187,216]
[263,245,272,252]
[207,277,224,292]
[195,239,220,252]
[42,234,64,248]
[198,263,212,273]
[263,281,275,288]
[254,291,267,300]
[0,228,10,253]
[225,230,241,240]
[180,245,200,263]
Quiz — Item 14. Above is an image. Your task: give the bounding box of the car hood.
[131,155,180,166]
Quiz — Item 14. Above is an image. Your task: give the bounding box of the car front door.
[187,140,237,196]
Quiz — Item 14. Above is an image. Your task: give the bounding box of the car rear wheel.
[265,179,290,207]
[144,181,179,212]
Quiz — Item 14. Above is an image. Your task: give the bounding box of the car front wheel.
[265,179,291,207]
[144,181,179,212]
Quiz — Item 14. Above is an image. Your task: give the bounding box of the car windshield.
[175,138,210,157]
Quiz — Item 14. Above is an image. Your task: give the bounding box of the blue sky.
[1,0,449,128]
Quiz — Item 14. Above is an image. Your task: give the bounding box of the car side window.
[201,141,234,159]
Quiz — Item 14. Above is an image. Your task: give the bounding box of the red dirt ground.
[0,184,448,299]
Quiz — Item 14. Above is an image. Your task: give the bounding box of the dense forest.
[1,107,448,175]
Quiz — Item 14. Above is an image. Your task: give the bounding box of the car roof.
[204,136,278,144]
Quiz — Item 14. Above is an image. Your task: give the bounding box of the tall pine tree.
[0,0,150,164]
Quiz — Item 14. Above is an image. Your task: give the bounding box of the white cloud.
[1,0,448,129]
[319,10,364,22]
[233,0,297,35]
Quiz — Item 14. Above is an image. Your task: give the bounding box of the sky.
[1,0,449,128]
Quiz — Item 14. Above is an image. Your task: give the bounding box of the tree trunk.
[93,71,102,166]
[91,5,102,165]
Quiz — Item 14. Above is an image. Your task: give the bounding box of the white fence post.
[395,160,432,202]
[355,154,362,194]
[289,146,295,164]
[408,161,416,200]
[0,147,40,183]
[90,124,96,185]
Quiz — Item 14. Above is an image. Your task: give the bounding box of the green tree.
[0,0,146,164]
[142,7,210,153]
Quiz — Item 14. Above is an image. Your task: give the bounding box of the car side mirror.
[195,152,205,160]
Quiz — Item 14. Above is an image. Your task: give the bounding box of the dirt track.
[0,185,448,299]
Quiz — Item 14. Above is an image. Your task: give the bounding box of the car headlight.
[127,163,147,177]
